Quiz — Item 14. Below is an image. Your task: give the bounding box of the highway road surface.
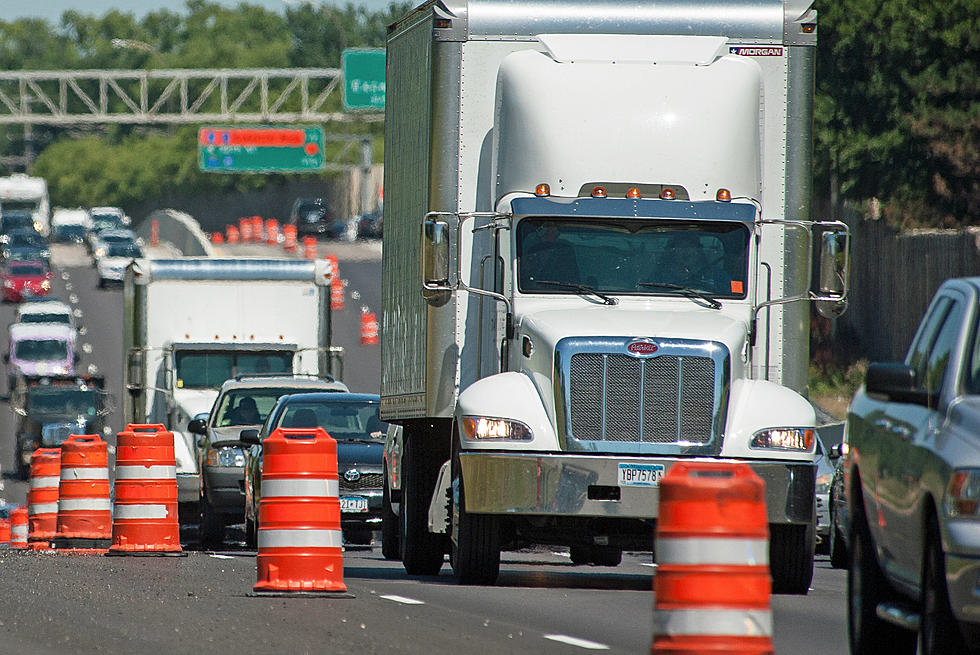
[0,241,850,655]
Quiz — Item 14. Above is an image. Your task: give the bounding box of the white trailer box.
[122,258,341,510]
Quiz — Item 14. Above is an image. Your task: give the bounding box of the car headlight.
[750,427,815,452]
[40,280,51,290]
[944,469,980,519]
[460,416,532,441]
[816,471,832,495]
[206,446,246,468]
[3,279,14,288]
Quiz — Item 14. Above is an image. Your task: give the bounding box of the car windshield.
[20,312,70,325]
[56,224,86,234]
[1,214,35,231]
[14,339,69,361]
[9,263,46,277]
[214,388,302,427]
[174,351,293,389]
[275,400,387,441]
[27,387,99,416]
[106,243,141,257]
[516,218,750,299]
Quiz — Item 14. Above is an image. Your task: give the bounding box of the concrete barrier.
[137,210,216,258]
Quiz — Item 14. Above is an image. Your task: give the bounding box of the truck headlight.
[750,427,814,452]
[206,446,246,468]
[460,416,532,441]
[944,469,980,519]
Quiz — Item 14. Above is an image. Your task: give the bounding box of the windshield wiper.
[639,282,722,310]
[536,280,618,305]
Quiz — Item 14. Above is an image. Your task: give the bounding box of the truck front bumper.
[459,452,814,525]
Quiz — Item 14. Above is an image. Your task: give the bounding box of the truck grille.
[567,352,716,444]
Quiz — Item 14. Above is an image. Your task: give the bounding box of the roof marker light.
[591,186,607,198]
[716,188,732,202]
[626,188,642,199]
[660,188,675,200]
[535,184,550,197]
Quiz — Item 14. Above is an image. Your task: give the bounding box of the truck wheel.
[769,522,814,594]
[399,433,446,575]
[919,518,968,655]
[198,495,224,549]
[569,545,591,565]
[829,502,847,570]
[590,546,622,567]
[847,504,916,654]
[381,474,400,560]
[449,441,500,585]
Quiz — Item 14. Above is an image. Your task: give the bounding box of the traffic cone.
[652,462,773,655]
[265,219,279,246]
[226,225,240,244]
[252,216,264,242]
[0,518,10,547]
[303,236,317,260]
[239,217,253,243]
[54,434,112,550]
[10,506,28,549]
[252,427,350,596]
[330,275,345,311]
[150,219,160,247]
[211,232,225,245]
[283,225,298,252]
[360,308,379,345]
[108,424,184,556]
[27,447,61,547]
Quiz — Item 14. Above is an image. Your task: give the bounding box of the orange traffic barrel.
[251,216,264,242]
[10,506,29,549]
[211,232,225,245]
[226,225,240,244]
[330,275,345,311]
[652,462,772,655]
[54,434,112,549]
[323,254,340,280]
[0,518,10,547]
[239,217,253,242]
[252,427,350,596]
[283,224,298,252]
[108,424,184,556]
[150,219,160,247]
[360,309,379,345]
[265,219,280,246]
[302,236,317,260]
[27,447,61,546]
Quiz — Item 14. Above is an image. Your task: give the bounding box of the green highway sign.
[198,126,325,172]
[342,48,386,111]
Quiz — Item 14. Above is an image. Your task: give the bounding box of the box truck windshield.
[174,350,293,388]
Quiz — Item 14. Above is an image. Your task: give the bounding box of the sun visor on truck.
[538,34,729,65]
[129,259,331,286]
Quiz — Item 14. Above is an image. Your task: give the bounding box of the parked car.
[288,197,351,240]
[96,241,143,288]
[845,277,980,654]
[1,260,51,302]
[187,374,348,548]
[242,392,387,548]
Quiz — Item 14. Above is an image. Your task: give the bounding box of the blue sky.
[1,0,394,23]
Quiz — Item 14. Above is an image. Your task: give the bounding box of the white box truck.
[380,0,849,592]
[122,258,342,516]
[0,174,50,235]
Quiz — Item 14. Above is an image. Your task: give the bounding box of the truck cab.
[6,322,77,391]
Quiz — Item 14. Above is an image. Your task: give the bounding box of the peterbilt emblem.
[344,469,361,482]
[627,341,659,356]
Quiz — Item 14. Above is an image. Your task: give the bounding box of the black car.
[288,197,349,240]
[1,229,50,263]
[0,210,38,235]
[51,223,88,244]
[242,392,387,547]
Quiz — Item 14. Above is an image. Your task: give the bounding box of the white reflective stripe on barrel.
[11,526,27,537]
[29,502,59,515]
[262,478,339,498]
[257,529,342,549]
[61,467,109,481]
[114,465,177,480]
[656,537,769,566]
[58,498,112,512]
[30,476,60,489]
[654,609,773,637]
[114,504,169,520]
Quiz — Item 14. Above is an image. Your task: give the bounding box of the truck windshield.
[14,339,69,361]
[175,351,293,389]
[516,218,750,299]
[214,388,299,427]
[27,388,98,416]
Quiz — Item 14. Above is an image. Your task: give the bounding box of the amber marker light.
[591,186,608,198]
[535,184,551,197]
[626,187,642,199]
[716,188,732,202]
[660,188,675,200]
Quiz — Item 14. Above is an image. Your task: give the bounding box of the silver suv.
[188,374,348,548]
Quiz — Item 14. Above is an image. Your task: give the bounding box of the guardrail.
[137,209,216,258]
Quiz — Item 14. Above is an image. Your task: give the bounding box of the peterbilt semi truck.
[380,0,848,592]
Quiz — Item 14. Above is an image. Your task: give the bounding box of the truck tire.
[399,432,446,575]
[381,474,400,560]
[829,501,848,570]
[919,517,968,655]
[847,502,916,654]
[244,515,257,549]
[449,441,500,585]
[769,522,814,594]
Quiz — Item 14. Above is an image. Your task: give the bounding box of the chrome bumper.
[945,521,980,630]
[459,452,814,525]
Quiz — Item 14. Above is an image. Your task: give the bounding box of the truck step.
[876,601,920,632]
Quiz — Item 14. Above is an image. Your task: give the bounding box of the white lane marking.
[79,326,88,336]
[543,635,609,650]
[209,554,234,559]
[82,343,93,354]
[379,595,425,605]
[64,282,73,291]
[73,308,83,318]
[69,293,79,304]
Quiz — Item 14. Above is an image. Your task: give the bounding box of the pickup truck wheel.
[848,507,916,654]
[769,522,814,594]
[381,474,400,560]
[829,500,848,570]
[198,495,224,549]
[399,434,446,575]
[449,441,500,585]
[919,519,968,655]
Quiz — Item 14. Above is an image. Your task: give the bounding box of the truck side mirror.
[126,349,144,396]
[421,218,452,306]
[816,229,849,319]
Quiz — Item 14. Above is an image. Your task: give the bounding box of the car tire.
[569,545,591,565]
[590,546,623,567]
[847,502,916,654]
[399,431,446,576]
[199,494,224,549]
[829,501,848,570]
[244,515,257,549]
[345,528,374,546]
[919,517,968,655]
[449,439,500,585]
[381,473,400,560]
[769,522,814,594]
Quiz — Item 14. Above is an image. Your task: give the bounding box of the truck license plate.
[618,463,665,487]
[340,496,368,513]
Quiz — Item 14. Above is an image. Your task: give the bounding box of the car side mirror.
[187,418,207,435]
[865,362,934,406]
[239,428,260,445]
